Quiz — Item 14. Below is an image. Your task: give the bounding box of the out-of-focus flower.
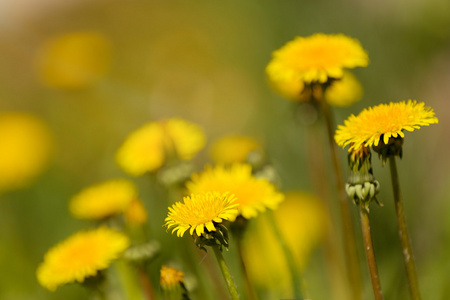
[35,31,111,89]
[335,100,439,151]
[210,135,260,165]
[160,265,185,289]
[116,118,206,176]
[0,112,52,191]
[124,199,148,226]
[268,70,363,106]
[36,227,129,291]
[164,191,238,237]
[165,118,206,160]
[69,179,137,220]
[186,164,284,220]
[324,71,363,107]
[243,191,327,293]
[160,265,189,300]
[266,33,368,84]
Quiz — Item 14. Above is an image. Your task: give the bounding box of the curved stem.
[360,206,384,300]
[266,211,304,300]
[211,245,241,300]
[388,156,422,300]
[317,91,362,300]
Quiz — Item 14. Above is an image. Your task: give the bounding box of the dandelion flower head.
[269,69,363,107]
[324,71,363,107]
[116,118,206,176]
[160,265,184,289]
[164,118,206,160]
[335,100,439,151]
[266,33,368,84]
[164,191,238,237]
[0,113,52,191]
[70,179,137,220]
[186,164,284,220]
[35,31,111,89]
[36,227,129,291]
[210,135,260,165]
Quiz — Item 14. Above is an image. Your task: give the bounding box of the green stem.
[266,210,304,300]
[211,245,241,300]
[359,206,384,300]
[317,91,362,300]
[114,261,147,300]
[388,156,422,300]
[236,238,258,300]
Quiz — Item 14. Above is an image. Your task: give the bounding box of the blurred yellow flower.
[267,71,305,102]
[124,199,148,226]
[37,227,129,291]
[164,192,238,237]
[324,71,363,107]
[243,192,327,293]
[186,164,284,220]
[70,179,137,220]
[165,118,207,160]
[160,265,184,289]
[266,33,368,84]
[335,100,439,151]
[0,113,52,191]
[269,70,363,106]
[210,135,260,164]
[35,31,111,89]
[116,118,206,176]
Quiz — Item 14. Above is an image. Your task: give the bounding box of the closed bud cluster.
[193,223,230,252]
[346,146,382,212]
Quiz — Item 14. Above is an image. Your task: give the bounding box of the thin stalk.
[316,91,362,300]
[114,261,147,300]
[236,239,258,300]
[359,206,384,300]
[137,267,156,300]
[388,156,421,300]
[305,114,351,300]
[211,245,241,300]
[266,210,304,300]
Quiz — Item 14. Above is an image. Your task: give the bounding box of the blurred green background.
[1,0,449,299]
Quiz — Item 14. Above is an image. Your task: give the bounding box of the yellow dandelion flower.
[70,179,137,220]
[164,118,206,160]
[124,199,148,226]
[210,135,260,165]
[36,227,129,291]
[160,265,184,289]
[116,118,205,176]
[0,113,52,191]
[266,33,368,84]
[267,73,305,102]
[268,69,363,107]
[186,164,284,220]
[164,192,238,237]
[35,31,111,89]
[116,122,165,176]
[335,100,439,151]
[243,192,327,293]
[324,71,363,107]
